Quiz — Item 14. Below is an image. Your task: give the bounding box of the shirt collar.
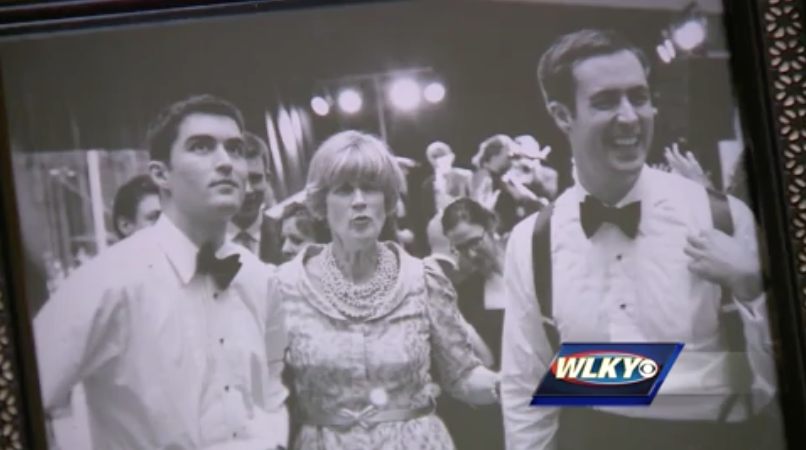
[569,165,653,207]
[153,214,242,285]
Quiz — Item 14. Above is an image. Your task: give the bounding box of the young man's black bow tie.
[579,195,642,239]
[196,243,242,290]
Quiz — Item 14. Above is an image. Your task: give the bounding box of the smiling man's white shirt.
[34,214,289,450]
[500,167,775,450]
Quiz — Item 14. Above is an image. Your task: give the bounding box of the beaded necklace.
[320,244,397,320]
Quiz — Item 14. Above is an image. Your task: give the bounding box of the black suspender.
[530,202,558,353]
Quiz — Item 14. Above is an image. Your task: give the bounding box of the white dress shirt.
[228,215,263,256]
[34,215,289,450]
[483,272,507,310]
[501,167,776,450]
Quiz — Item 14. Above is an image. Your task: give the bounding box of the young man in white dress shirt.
[500,29,780,450]
[34,95,289,450]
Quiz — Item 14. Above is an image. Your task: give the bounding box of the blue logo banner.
[531,342,684,407]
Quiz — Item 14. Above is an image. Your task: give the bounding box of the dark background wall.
[0,0,736,192]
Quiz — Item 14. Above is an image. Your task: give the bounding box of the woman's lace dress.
[273,243,483,450]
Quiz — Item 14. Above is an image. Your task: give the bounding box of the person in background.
[228,131,279,263]
[514,134,559,200]
[501,29,778,450]
[660,107,750,205]
[393,157,419,249]
[426,213,457,276]
[274,130,499,450]
[418,141,473,255]
[437,197,507,450]
[279,201,329,262]
[111,173,160,240]
[504,152,549,220]
[422,142,473,215]
[390,157,417,252]
[724,107,751,204]
[471,134,541,236]
[34,94,289,450]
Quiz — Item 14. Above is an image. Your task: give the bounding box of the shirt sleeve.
[264,271,290,410]
[33,258,128,413]
[252,271,290,448]
[500,215,560,450]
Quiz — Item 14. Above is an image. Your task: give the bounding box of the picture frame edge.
[738,0,806,445]
[753,0,806,442]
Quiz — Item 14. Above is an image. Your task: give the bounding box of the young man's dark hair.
[146,94,245,163]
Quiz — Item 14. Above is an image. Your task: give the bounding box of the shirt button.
[224,385,230,392]
[620,304,627,309]
[219,338,224,345]
[213,293,219,299]
[232,432,237,438]
[616,254,622,261]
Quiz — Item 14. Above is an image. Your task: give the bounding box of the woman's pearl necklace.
[320,243,397,320]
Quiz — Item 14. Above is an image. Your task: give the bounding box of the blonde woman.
[273,130,499,450]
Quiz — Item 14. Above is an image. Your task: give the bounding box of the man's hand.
[685,229,764,302]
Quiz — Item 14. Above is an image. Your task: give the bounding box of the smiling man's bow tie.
[579,195,641,239]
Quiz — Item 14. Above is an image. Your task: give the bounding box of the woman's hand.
[649,162,672,173]
[664,143,714,189]
[451,366,500,406]
[685,229,764,302]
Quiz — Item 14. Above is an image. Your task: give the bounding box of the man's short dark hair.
[112,174,159,238]
[145,94,245,163]
[537,29,650,111]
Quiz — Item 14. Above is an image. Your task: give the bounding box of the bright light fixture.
[389,78,421,111]
[423,82,446,103]
[338,89,363,114]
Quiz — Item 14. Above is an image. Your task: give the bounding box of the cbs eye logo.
[638,359,659,379]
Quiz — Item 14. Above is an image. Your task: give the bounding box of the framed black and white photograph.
[0,0,805,449]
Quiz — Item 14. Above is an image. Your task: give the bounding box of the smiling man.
[34,95,289,450]
[500,29,777,450]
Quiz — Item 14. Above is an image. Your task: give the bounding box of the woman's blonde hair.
[305,130,405,220]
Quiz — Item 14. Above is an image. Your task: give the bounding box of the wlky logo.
[531,343,684,407]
